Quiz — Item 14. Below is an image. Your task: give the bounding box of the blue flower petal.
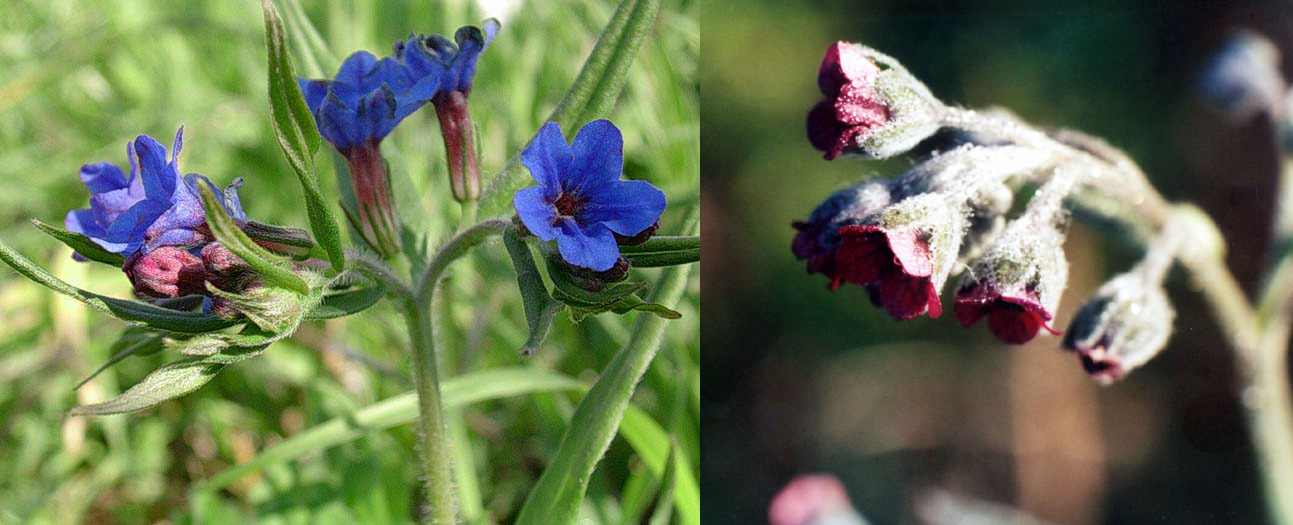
[578,179,666,236]
[105,198,168,247]
[299,78,330,113]
[78,163,127,193]
[170,126,184,167]
[65,208,106,239]
[318,91,360,150]
[514,186,559,241]
[521,122,572,200]
[90,187,142,226]
[134,134,176,200]
[554,219,619,271]
[566,119,623,195]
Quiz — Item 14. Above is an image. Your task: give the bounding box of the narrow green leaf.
[304,286,385,320]
[195,367,584,492]
[0,238,236,333]
[262,0,345,272]
[74,328,166,390]
[504,230,562,355]
[479,0,663,215]
[624,249,699,268]
[671,443,700,525]
[617,235,700,254]
[70,358,225,416]
[515,245,694,524]
[31,219,124,266]
[198,184,310,295]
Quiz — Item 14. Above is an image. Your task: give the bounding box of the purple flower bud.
[954,222,1067,344]
[832,192,968,320]
[1064,273,1174,383]
[124,246,207,299]
[769,475,869,525]
[432,90,481,202]
[556,256,630,291]
[201,242,259,294]
[807,42,945,161]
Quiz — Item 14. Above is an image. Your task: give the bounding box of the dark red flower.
[954,283,1061,344]
[807,42,889,160]
[834,224,942,319]
[791,182,893,288]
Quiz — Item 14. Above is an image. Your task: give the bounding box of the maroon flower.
[807,42,889,160]
[953,283,1061,344]
[125,246,207,299]
[792,182,893,288]
[834,224,942,319]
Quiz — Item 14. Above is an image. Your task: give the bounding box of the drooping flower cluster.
[66,129,264,313]
[513,120,666,272]
[792,41,1193,384]
[298,20,498,256]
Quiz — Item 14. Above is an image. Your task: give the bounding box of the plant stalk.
[402,298,457,525]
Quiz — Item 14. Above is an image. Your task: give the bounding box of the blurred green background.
[0,0,697,523]
[701,0,1291,523]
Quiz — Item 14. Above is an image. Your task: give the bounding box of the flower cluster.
[66,129,265,313]
[298,20,498,256]
[514,120,666,272]
[793,41,1190,383]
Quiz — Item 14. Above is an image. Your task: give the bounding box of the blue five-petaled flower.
[394,19,499,96]
[514,120,666,271]
[65,128,246,262]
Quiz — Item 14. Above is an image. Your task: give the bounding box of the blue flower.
[65,128,246,261]
[514,120,666,271]
[298,51,441,151]
[394,19,499,96]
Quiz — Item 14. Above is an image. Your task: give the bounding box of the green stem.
[401,299,456,525]
[415,219,512,303]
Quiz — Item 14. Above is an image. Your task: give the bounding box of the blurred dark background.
[700,0,1293,523]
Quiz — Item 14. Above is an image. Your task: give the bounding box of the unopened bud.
[125,247,207,299]
[555,256,630,292]
[201,242,258,294]
[808,42,946,160]
[342,140,402,258]
[1197,30,1285,122]
[1064,272,1174,384]
[614,221,659,246]
[432,90,480,203]
[207,282,301,331]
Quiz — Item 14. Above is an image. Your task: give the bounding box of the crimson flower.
[807,42,889,160]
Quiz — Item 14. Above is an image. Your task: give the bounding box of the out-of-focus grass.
[0,0,697,523]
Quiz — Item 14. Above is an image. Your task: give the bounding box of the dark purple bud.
[557,256,630,292]
[125,246,207,298]
[614,221,659,246]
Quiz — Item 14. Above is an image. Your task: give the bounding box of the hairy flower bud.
[808,42,945,160]
[792,181,894,288]
[342,141,402,258]
[201,242,258,293]
[1064,272,1174,384]
[834,192,969,319]
[554,255,630,291]
[1197,30,1285,122]
[769,475,869,525]
[125,246,207,299]
[954,219,1068,344]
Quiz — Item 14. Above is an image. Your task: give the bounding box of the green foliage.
[0,0,696,522]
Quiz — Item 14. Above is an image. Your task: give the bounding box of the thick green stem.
[402,299,456,525]
[415,219,512,303]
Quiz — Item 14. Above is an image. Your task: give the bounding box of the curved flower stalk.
[791,34,1293,521]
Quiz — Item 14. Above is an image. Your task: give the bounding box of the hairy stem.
[402,299,456,525]
[415,219,513,303]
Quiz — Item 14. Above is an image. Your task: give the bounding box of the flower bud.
[808,42,945,160]
[341,140,402,258]
[1063,272,1174,383]
[769,475,869,525]
[554,255,630,292]
[200,242,258,294]
[1197,30,1285,122]
[833,192,968,320]
[432,90,481,203]
[125,246,207,299]
[614,220,659,246]
[792,181,894,288]
[954,220,1068,344]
